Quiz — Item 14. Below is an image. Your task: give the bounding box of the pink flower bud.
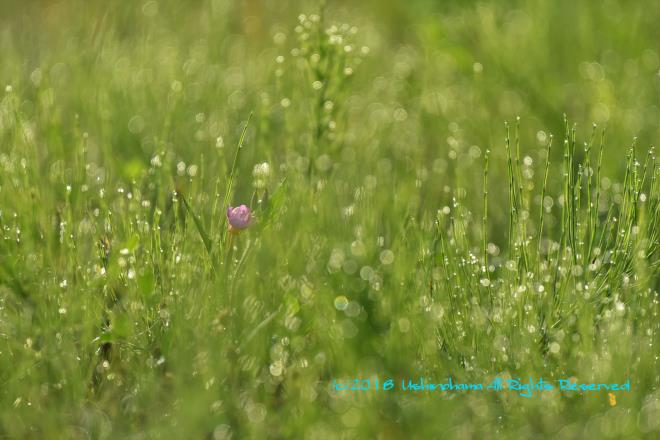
[226,205,252,231]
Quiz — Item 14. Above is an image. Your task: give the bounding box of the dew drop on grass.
[342,259,358,274]
[269,361,283,377]
[128,115,145,134]
[315,154,332,172]
[245,402,267,423]
[334,295,349,311]
[212,425,232,440]
[359,266,374,281]
[328,248,345,271]
[300,283,313,302]
[345,301,360,318]
[350,240,365,257]
[285,315,301,331]
[379,249,394,265]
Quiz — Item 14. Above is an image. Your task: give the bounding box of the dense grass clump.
[0,1,659,438]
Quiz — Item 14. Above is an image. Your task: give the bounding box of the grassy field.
[0,0,659,438]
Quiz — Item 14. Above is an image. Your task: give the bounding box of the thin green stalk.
[514,117,529,274]
[505,122,516,260]
[482,148,493,305]
[587,128,605,267]
[537,134,552,274]
[221,113,253,247]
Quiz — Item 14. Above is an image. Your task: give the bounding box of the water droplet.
[379,249,394,265]
[359,266,374,281]
[269,361,283,377]
[334,295,349,311]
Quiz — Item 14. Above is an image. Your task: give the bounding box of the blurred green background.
[2,0,658,220]
[3,0,659,150]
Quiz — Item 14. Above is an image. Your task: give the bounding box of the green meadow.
[0,0,658,438]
